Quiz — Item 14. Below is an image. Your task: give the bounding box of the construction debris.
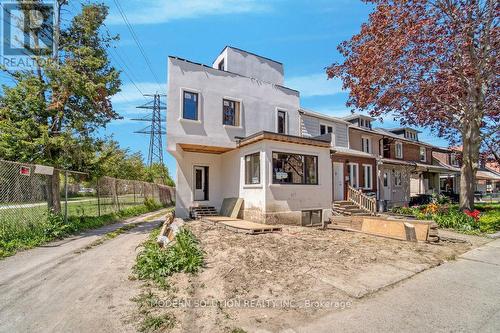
[330,215,439,242]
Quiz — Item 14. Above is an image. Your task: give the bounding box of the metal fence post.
[133,182,136,204]
[64,171,68,223]
[97,178,101,217]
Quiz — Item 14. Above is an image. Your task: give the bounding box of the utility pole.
[132,93,167,181]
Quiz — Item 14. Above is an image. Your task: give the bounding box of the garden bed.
[392,202,500,234]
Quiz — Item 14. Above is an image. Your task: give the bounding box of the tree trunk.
[47,169,61,214]
[459,121,481,210]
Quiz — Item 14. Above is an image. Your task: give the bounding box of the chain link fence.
[0,159,175,228]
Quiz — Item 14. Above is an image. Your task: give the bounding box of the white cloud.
[107,0,271,25]
[285,73,345,97]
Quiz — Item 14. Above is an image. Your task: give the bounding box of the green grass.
[0,199,166,259]
[134,228,204,288]
[139,313,176,333]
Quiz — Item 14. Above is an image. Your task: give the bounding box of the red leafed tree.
[328,0,499,210]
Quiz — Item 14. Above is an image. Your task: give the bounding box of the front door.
[382,170,391,200]
[194,166,207,201]
[333,162,344,201]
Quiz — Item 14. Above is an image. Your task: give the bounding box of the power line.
[111,0,162,91]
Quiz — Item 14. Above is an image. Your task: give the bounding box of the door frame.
[193,165,209,201]
[333,162,345,201]
[382,169,391,200]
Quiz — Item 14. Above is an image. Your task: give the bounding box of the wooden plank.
[361,218,429,241]
[220,219,282,233]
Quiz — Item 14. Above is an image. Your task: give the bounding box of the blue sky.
[2,0,449,179]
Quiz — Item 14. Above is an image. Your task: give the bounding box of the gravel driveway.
[0,209,169,333]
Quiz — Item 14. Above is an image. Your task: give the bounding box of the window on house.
[320,124,326,135]
[245,153,260,185]
[218,59,225,70]
[420,147,426,162]
[395,141,403,159]
[361,137,372,154]
[394,170,402,186]
[222,99,240,126]
[348,163,359,188]
[182,91,198,120]
[301,210,322,226]
[272,152,318,185]
[363,164,373,189]
[277,110,287,134]
[328,126,333,133]
[450,153,458,166]
[383,172,388,187]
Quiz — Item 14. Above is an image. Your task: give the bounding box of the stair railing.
[347,185,377,214]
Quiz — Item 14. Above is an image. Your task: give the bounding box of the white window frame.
[276,108,288,134]
[179,87,202,123]
[394,170,402,187]
[420,146,426,162]
[361,136,372,154]
[348,163,359,188]
[320,124,327,135]
[363,164,373,190]
[395,141,403,159]
[450,153,459,166]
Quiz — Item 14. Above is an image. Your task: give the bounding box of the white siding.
[334,123,349,148]
[300,114,349,148]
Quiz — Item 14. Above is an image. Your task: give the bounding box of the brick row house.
[166,46,497,226]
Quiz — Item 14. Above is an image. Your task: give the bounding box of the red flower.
[464,209,480,222]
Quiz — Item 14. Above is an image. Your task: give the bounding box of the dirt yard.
[134,220,480,333]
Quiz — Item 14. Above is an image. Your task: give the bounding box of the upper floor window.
[361,136,372,154]
[272,152,318,185]
[420,147,426,162]
[450,153,459,166]
[277,110,287,134]
[395,141,403,159]
[182,91,198,120]
[218,59,225,70]
[245,153,260,185]
[359,119,371,129]
[222,99,240,126]
[320,124,333,135]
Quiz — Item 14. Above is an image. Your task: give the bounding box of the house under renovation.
[166,46,485,225]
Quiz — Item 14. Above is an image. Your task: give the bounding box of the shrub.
[134,228,204,287]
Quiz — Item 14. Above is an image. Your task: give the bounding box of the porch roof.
[331,147,376,159]
[237,131,331,148]
[477,169,500,181]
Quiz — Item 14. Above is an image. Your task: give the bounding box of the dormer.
[343,114,375,130]
[388,127,420,141]
[212,46,285,85]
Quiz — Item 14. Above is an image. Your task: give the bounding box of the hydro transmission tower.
[132,93,167,169]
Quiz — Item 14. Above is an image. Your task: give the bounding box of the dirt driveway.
[0,209,170,333]
[142,221,485,333]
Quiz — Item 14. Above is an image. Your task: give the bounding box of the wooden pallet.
[219,220,282,235]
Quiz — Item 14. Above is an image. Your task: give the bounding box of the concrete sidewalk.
[294,239,500,333]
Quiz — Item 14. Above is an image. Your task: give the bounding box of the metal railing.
[347,185,377,214]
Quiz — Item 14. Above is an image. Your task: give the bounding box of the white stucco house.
[167,46,351,225]
[166,46,461,225]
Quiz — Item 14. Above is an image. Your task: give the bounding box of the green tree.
[0,3,120,213]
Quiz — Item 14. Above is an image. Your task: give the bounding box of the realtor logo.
[1,1,54,70]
